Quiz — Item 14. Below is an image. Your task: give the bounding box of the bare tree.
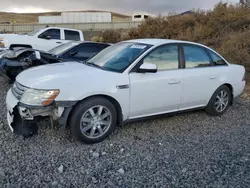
[240,0,250,6]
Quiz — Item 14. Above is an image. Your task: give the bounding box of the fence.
[0,21,142,34]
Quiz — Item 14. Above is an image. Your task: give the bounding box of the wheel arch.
[209,83,234,105]
[223,83,234,104]
[67,94,123,127]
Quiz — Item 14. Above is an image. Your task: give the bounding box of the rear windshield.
[48,42,79,55]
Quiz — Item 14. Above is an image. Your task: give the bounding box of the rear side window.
[38,29,61,40]
[207,49,227,66]
[183,45,211,68]
[64,30,80,41]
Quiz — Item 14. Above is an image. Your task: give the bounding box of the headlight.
[20,89,60,106]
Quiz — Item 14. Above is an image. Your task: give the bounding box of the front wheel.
[69,97,117,144]
[205,85,232,116]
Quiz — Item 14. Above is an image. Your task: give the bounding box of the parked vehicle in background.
[0,41,111,82]
[0,27,84,51]
[5,39,246,144]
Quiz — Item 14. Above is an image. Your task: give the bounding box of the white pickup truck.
[0,27,85,51]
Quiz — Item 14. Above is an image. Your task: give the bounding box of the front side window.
[183,45,211,68]
[143,45,179,70]
[38,29,61,40]
[86,42,152,72]
[207,49,227,65]
[65,30,80,41]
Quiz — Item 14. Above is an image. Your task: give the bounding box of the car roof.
[124,38,207,48]
[45,27,81,32]
[66,41,112,45]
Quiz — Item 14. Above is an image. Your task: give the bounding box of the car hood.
[0,33,30,38]
[0,34,32,46]
[16,62,118,89]
[3,48,36,59]
[0,34,18,37]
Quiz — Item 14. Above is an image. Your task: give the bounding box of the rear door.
[63,30,81,42]
[179,43,225,110]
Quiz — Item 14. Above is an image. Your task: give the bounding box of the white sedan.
[6,39,246,144]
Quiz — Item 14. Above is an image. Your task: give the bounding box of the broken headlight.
[20,89,60,106]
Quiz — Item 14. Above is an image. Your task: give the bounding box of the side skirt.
[123,107,206,125]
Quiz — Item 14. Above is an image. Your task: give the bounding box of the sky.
[0,0,239,15]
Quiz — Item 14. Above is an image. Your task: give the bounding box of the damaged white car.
[6,39,246,144]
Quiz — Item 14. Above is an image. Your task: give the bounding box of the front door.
[36,29,66,51]
[129,44,184,119]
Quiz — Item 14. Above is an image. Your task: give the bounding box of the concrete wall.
[0,22,141,34]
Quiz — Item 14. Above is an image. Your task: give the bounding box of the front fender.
[56,89,130,121]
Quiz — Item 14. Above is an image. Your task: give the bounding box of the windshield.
[27,29,42,36]
[86,42,152,72]
[48,42,79,55]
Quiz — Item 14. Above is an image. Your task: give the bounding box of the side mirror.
[137,63,157,73]
[45,35,51,40]
[70,51,78,56]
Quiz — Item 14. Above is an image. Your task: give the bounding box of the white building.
[39,12,112,24]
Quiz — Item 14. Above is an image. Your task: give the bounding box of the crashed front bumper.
[6,88,74,136]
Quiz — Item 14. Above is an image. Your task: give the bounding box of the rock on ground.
[1,76,250,187]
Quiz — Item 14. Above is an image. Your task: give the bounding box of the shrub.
[216,30,250,72]
[91,36,104,42]
[100,29,122,43]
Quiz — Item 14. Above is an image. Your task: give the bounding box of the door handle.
[168,80,181,85]
[56,42,62,44]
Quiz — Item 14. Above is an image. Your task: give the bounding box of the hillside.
[0,10,131,24]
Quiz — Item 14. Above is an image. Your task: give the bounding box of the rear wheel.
[69,97,117,144]
[205,85,232,116]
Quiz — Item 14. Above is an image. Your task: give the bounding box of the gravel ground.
[0,76,250,188]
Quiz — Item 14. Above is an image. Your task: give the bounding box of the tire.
[69,97,117,144]
[205,85,232,116]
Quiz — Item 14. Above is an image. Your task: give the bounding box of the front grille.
[11,81,28,100]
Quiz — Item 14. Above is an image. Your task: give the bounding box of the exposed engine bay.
[0,48,61,82]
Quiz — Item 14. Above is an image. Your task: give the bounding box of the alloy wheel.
[80,105,112,139]
[215,90,229,113]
